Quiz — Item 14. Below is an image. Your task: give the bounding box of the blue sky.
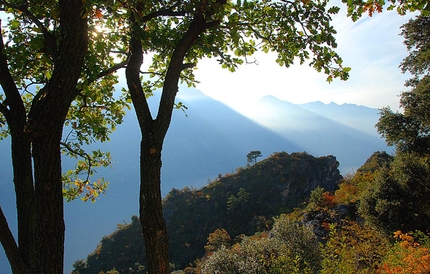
[194,3,416,112]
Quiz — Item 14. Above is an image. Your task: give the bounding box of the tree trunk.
[10,128,36,273]
[139,134,170,274]
[32,131,65,273]
[28,0,87,271]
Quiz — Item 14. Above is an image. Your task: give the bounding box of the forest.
[0,0,429,274]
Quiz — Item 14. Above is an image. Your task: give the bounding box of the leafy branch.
[60,141,111,202]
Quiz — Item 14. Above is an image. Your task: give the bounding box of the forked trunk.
[126,4,221,273]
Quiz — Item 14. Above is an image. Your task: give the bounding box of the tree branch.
[96,58,129,79]
[126,13,153,130]
[0,206,29,273]
[75,57,130,97]
[60,141,93,182]
[0,20,25,126]
[0,1,59,61]
[156,3,222,138]
[181,63,196,71]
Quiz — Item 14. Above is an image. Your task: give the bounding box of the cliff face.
[73,151,343,273]
[275,153,341,202]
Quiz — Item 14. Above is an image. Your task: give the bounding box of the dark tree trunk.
[0,36,35,273]
[10,128,36,272]
[0,1,87,273]
[32,132,65,273]
[139,134,170,273]
[28,1,88,271]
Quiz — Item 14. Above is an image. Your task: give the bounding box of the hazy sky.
[0,2,415,113]
[194,2,416,112]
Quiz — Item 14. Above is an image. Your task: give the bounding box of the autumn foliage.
[378,231,430,274]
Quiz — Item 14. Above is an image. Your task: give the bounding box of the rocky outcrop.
[275,152,342,203]
[302,204,358,239]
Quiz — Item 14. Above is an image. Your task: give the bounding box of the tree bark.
[127,23,170,273]
[139,134,170,274]
[0,208,30,274]
[0,15,35,273]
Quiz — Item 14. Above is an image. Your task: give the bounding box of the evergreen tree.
[247,150,262,165]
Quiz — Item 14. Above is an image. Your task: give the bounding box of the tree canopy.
[377,15,430,155]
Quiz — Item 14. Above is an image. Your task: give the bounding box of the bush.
[200,215,320,273]
[378,231,430,273]
[321,221,389,274]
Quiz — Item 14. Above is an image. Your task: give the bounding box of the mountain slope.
[72,151,342,273]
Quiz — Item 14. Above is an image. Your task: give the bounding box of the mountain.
[241,95,389,172]
[299,101,382,137]
[0,88,389,273]
[72,151,342,273]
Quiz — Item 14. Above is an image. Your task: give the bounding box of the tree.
[237,188,249,214]
[204,228,231,254]
[227,194,239,216]
[307,186,326,211]
[122,1,351,273]
[121,1,427,273]
[246,150,262,165]
[0,1,128,273]
[227,188,249,215]
[358,153,430,234]
[364,15,430,235]
[377,16,430,155]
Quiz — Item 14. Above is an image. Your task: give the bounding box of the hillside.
[72,151,342,273]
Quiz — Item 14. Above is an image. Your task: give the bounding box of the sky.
[193,2,416,113]
[0,2,415,113]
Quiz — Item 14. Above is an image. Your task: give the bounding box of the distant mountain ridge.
[300,100,382,137]
[0,88,390,273]
[240,95,388,172]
